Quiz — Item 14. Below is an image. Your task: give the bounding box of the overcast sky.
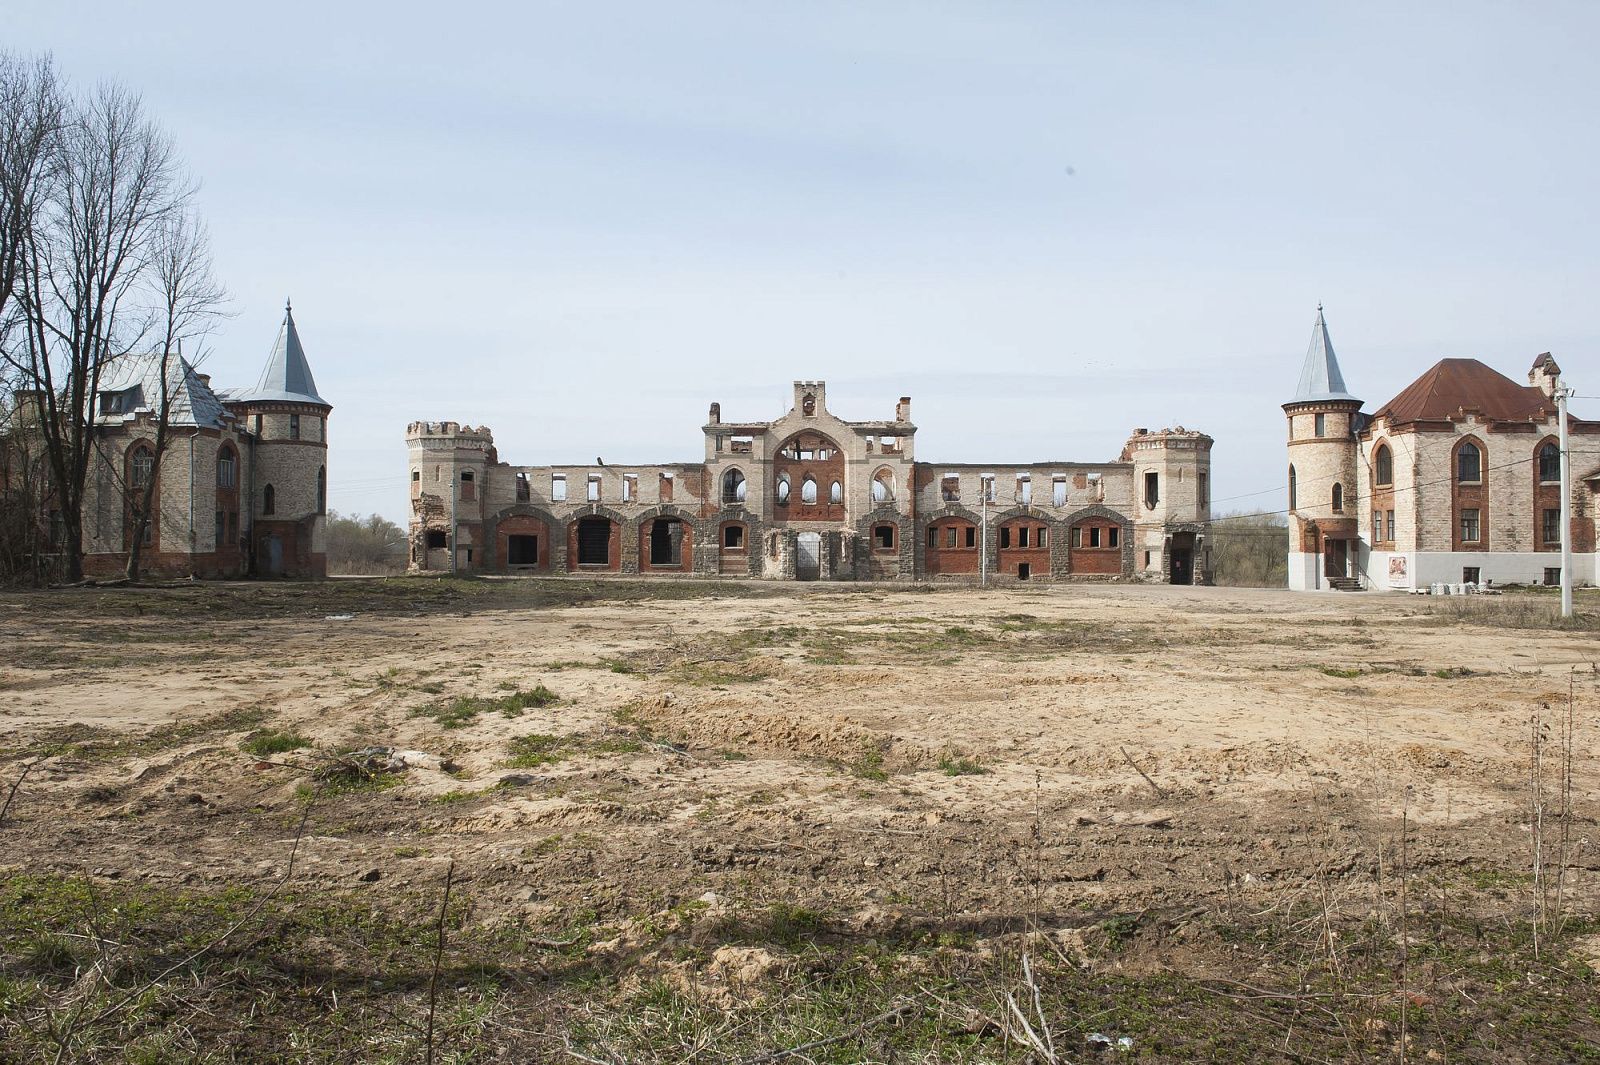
[13,2,1598,523]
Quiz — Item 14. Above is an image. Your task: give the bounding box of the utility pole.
[1557,378,1573,618]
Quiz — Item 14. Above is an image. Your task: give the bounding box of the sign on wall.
[1388,554,1409,588]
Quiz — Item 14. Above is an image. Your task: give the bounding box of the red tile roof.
[1374,358,1554,425]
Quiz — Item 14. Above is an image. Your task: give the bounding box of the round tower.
[1284,306,1362,590]
[234,301,331,577]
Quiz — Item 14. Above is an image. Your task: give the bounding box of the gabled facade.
[5,304,331,579]
[408,381,1214,583]
[1285,310,1599,590]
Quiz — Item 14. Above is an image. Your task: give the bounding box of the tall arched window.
[829,480,842,504]
[1538,442,1560,483]
[217,447,236,488]
[776,474,790,504]
[872,470,894,503]
[1457,441,1482,483]
[801,476,818,504]
[721,467,746,504]
[129,445,155,491]
[317,467,326,514]
[1374,444,1392,487]
[263,483,276,515]
[1288,466,1297,511]
[1331,482,1343,512]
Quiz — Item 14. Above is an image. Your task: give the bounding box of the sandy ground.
[3,579,1596,950]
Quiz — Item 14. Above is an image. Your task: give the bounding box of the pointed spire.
[1291,305,1359,404]
[242,301,329,406]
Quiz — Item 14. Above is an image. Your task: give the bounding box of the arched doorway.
[795,531,822,580]
[1169,531,1195,585]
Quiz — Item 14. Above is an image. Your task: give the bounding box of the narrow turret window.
[263,484,276,515]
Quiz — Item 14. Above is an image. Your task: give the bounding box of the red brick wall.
[497,514,549,570]
[925,517,979,575]
[567,517,621,572]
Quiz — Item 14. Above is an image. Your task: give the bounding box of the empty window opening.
[873,524,895,550]
[659,472,674,502]
[965,526,976,548]
[1018,527,1029,547]
[412,469,421,484]
[1463,566,1481,585]
[776,475,791,504]
[872,471,894,503]
[1198,472,1208,506]
[516,472,530,502]
[1143,471,1159,508]
[576,518,611,565]
[981,475,995,502]
[944,527,958,549]
[426,529,447,549]
[722,468,746,504]
[1089,526,1102,548]
[587,474,601,502]
[623,474,637,503]
[801,477,818,504]
[1539,442,1560,482]
[1000,526,1011,549]
[1545,567,1562,587]
[1017,474,1032,504]
[263,483,276,515]
[1457,442,1482,483]
[723,524,745,550]
[829,480,842,504]
[1331,483,1343,512]
[1052,475,1067,507]
[1374,444,1393,486]
[508,534,539,565]
[317,467,326,513]
[460,470,475,501]
[941,474,959,502]
[1017,562,1031,581]
[1109,526,1119,548]
[551,475,567,501]
[289,414,301,440]
[1288,466,1297,511]
[214,509,225,546]
[649,518,685,567]
[731,435,753,453]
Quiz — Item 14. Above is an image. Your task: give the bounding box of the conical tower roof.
[240,301,329,406]
[1289,305,1359,405]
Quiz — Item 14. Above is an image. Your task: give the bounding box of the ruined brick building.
[3,303,331,578]
[408,381,1213,582]
[1285,308,1599,591]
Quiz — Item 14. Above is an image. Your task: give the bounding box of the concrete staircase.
[1328,576,1363,591]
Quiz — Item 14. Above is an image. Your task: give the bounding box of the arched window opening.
[129,446,155,491]
[1331,482,1343,513]
[317,467,327,514]
[1457,441,1482,483]
[1374,444,1393,487]
[217,448,236,489]
[1539,442,1560,483]
[1143,471,1159,508]
[1288,466,1297,511]
[776,475,790,505]
[872,470,894,504]
[263,483,276,515]
[829,480,842,504]
[721,467,746,504]
[801,477,818,504]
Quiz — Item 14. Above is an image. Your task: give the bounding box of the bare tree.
[0,52,61,328]
[4,79,196,582]
[119,212,226,580]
